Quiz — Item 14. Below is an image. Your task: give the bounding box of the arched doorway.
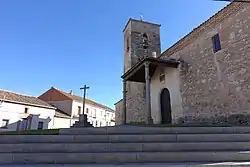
[160,88,172,124]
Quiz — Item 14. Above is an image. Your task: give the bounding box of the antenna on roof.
[140,13,144,21]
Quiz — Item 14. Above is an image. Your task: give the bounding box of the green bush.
[0,129,59,135]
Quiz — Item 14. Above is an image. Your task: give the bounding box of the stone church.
[115,2,250,125]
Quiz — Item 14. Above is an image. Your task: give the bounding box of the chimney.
[69,90,73,95]
[152,52,157,58]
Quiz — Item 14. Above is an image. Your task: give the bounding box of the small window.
[126,37,129,52]
[106,121,108,126]
[24,108,29,114]
[143,85,146,98]
[1,119,9,129]
[100,122,102,127]
[142,33,148,49]
[212,33,221,53]
[86,108,89,114]
[159,68,165,82]
[95,121,98,127]
[78,106,81,115]
[37,121,44,130]
[93,109,96,118]
[159,75,165,82]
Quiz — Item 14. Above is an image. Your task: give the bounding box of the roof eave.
[123,18,161,32]
[1,99,56,110]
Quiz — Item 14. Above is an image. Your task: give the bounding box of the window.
[212,33,221,53]
[95,121,98,127]
[106,121,109,126]
[86,108,89,114]
[78,106,81,115]
[1,119,9,129]
[126,37,129,52]
[37,121,44,130]
[143,85,146,97]
[142,33,148,49]
[100,122,102,127]
[93,109,96,118]
[24,108,29,114]
[107,113,109,118]
[159,68,165,82]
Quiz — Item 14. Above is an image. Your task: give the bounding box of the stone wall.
[163,3,250,124]
[126,82,147,123]
[115,99,123,125]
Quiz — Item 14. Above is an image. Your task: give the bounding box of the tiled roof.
[55,109,71,119]
[53,88,115,112]
[160,2,248,57]
[0,89,55,109]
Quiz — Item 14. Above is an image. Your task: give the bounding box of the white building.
[0,90,57,131]
[39,87,115,127]
[53,108,71,129]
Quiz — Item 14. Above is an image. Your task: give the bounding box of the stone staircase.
[72,114,93,127]
[1,126,250,166]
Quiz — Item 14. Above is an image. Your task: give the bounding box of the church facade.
[115,2,250,125]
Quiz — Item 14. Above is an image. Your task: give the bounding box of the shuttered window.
[212,33,221,53]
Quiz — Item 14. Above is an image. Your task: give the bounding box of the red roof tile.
[0,89,54,109]
[53,88,115,112]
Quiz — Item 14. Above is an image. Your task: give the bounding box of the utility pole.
[80,85,90,115]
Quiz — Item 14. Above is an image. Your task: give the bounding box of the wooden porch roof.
[121,57,180,83]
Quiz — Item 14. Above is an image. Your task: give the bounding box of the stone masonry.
[161,3,250,124]
[116,3,250,125]
[114,99,123,125]
[123,19,161,123]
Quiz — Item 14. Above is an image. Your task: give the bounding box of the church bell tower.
[123,18,161,123]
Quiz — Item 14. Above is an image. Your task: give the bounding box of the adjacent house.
[39,87,115,127]
[53,108,71,129]
[0,90,56,131]
[0,87,114,131]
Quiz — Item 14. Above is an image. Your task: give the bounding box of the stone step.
[1,162,250,167]
[73,120,93,126]
[1,142,250,153]
[59,126,250,135]
[72,123,93,128]
[1,151,250,164]
[1,133,250,144]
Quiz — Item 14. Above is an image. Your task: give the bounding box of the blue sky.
[0,0,228,108]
